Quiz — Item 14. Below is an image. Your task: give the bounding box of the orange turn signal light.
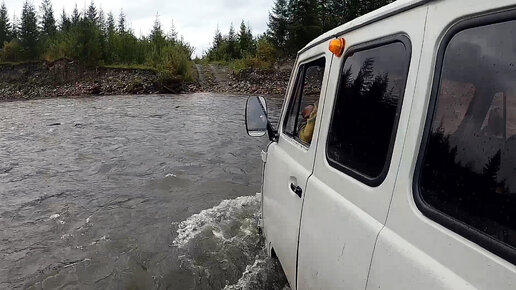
[329,38,345,57]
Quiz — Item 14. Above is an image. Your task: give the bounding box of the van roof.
[300,0,433,54]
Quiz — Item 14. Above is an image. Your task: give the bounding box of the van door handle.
[290,183,303,198]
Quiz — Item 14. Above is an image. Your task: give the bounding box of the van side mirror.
[245,96,278,141]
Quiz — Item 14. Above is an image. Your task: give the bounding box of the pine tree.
[117,9,126,33]
[106,12,115,35]
[86,1,97,24]
[11,12,18,39]
[19,0,40,59]
[40,0,56,36]
[0,2,11,46]
[318,0,332,31]
[104,11,116,63]
[149,13,166,62]
[71,3,80,26]
[213,26,222,50]
[150,14,164,42]
[59,8,71,31]
[227,23,238,59]
[287,0,322,53]
[267,0,289,51]
[327,0,346,26]
[167,19,177,42]
[98,7,106,32]
[238,20,254,56]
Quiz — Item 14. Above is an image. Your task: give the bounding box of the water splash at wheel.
[173,194,288,290]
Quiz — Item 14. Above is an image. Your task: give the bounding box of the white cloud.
[3,0,274,57]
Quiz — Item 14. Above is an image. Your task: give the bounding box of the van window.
[327,40,410,184]
[283,57,325,146]
[419,20,516,250]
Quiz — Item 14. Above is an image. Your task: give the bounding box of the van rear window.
[327,38,410,185]
[418,19,516,256]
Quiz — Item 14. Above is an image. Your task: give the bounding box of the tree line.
[0,1,194,80]
[205,0,393,65]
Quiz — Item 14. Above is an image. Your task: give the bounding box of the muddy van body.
[245,0,516,289]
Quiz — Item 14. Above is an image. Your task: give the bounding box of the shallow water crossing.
[0,94,286,289]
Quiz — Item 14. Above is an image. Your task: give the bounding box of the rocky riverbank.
[191,62,292,96]
[0,59,183,101]
[0,59,292,101]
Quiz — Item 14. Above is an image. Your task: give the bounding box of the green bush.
[256,38,276,65]
[42,33,75,61]
[162,45,194,81]
[1,40,23,62]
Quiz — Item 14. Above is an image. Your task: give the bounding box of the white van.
[245,0,516,289]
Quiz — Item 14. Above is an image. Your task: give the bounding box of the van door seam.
[364,6,430,290]
[295,53,335,290]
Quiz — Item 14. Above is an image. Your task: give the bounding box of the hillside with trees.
[0,0,194,80]
[203,0,394,70]
[0,0,395,99]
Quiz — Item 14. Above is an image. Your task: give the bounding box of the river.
[0,93,287,289]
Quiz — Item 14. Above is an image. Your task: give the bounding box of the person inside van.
[299,102,318,143]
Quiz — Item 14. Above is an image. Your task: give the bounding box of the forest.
[0,1,194,80]
[204,0,393,69]
[0,0,393,78]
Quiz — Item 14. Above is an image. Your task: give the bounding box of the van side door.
[368,1,516,289]
[262,47,332,289]
[296,5,427,289]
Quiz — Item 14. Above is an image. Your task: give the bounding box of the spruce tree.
[0,2,11,46]
[117,9,126,33]
[86,2,97,24]
[287,0,321,53]
[238,20,253,56]
[167,20,177,43]
[19,0,40,59]
[40,0,56,36]
[71,3,80,26]
[150,14,164,43]
[98,7,106,32]
[213,26,222,50]
[227,23,238,59]
[149,13,167,64]
[267,0,289,51]
[11,12,18,39]
[59,8,71,31]
[318,0,332,31]
[106,12,115,35]
[104,11,116,63]
[97,7,107,59]
[328,0,346,26]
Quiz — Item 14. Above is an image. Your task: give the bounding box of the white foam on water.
[49,214,60,220]
[173,194,261,249]
[89,235,109,246]
[61,233,73,240]
[172,193,288,290]
[224,257,267,290]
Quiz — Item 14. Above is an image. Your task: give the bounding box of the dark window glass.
[327,41,409,181]
[420,20,516,249]
[283,57,325,146]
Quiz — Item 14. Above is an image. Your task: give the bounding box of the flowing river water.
[0,93,287,289]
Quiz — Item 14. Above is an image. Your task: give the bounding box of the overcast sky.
[3,0,275,57]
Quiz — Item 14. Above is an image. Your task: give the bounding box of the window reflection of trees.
[329,54,403,178]
[421,20,516,248]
